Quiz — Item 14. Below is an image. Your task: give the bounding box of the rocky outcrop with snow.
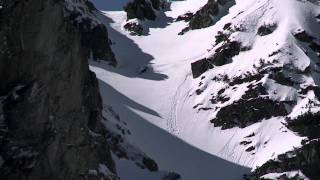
[189,0,320,178]
[178,0,234,35]
[64,0,116,63]
[124,0,170,20]
[123,0,171,35]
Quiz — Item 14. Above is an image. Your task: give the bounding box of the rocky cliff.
[123,0,171,36]
[0,0,117,179]
[178,0,235,35]
[124,0,170,21]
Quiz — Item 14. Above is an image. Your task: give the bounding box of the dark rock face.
[175,12,193,22]
[257,24,277,36]
[142,157,159,171]
[210,41,242,65]
[293,29,320,57]
[191,41,242,78]
[293,30,314,43]
[211,82,288,129]
[123,0,170,37]
[309,42,320,56]
[191,59,213,79]
[124,0,157,20]
[189,0,220,30]
[287,112,320,140]
[124,0,170,21]
[0,0,117,179]
[64,1,116,63]
[178,0,234,35]
[150,0,170,11]
[124,0,170,20]
[123,20,144,36]
[269,71,294,86]
[212,98,288,129]
[79,24,116,63]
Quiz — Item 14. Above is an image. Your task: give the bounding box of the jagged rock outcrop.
[123,0,170,36]
[189,0,227,29]
[175,12,193,22]
[179,0,234,35]
[124,0,156,21]
[0,0,117,179]
[191,40,244,78]
[64,0,116,63]
[124,0,170,21]
[245,112,320,179]
[123,19,144,36]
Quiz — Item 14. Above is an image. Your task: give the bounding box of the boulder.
[123,20,144,36]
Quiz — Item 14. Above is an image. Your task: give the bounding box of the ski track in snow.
[167,72,191,135]
[218,130,256,167]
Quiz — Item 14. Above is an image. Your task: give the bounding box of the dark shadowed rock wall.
[0,0,117,179]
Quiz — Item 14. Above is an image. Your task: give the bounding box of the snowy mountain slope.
[89,0,320,179]
[100,103,183,180]
[89,7,249,179]
[189,0,320,178]
[94,73,249,180]
[189,0,320,168]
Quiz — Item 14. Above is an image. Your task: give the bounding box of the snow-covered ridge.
[193,0,320,123]
[193,0,320,130]
[170,0,320,169]
[189,0,320,177]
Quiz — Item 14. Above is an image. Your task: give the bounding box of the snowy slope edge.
[189,0,320,179]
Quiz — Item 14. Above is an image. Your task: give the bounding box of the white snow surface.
[89,0,320,179]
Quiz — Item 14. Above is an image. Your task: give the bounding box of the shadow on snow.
[94,12,169,81]
[98,79,250,180]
